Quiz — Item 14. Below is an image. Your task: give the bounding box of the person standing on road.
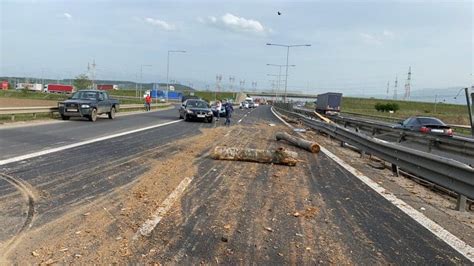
[145,94,151,111]
[223,100,234,126]
[215,100,222,121]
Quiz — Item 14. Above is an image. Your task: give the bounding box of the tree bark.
[275,132,320,153]
[211,146,299,166]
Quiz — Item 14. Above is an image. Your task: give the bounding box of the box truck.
[315,92,342,115]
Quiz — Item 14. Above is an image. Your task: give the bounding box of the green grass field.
[339,97,470,125]
[193,91,236,102]
[0,89,69,101]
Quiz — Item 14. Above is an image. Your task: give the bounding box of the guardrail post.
[428,140,433,153]
[11,114,15,121]
[391,164,399,177]
[456,194,467,211]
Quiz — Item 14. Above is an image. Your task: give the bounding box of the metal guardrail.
[274,105,474,205]
[0,103,172,119]
[292,108,474,158]
[341,111,471,131]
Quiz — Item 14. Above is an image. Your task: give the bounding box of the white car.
[254,102,259,107]
[240,101,249,109]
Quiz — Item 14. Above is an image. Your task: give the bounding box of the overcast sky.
[1,0,472,95]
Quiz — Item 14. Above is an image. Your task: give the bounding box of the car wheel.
[108,107,116,119]
[61,115,70,120]
[184,114,189,121]
[179,112,183,119]
[89,108,97,122]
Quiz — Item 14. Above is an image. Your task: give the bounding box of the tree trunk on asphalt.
[211,146,299,166]
[275,132,320,153]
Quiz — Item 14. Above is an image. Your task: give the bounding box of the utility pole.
[87,59,96,89]
[91,59,96,89]
[393,75,398,100]
[140,64,152,99]
[464,87,473,136]
[229,76,235,100]
[266,43,311,102]
[167,50,186,102]
[215,74,222,101]
[404,67,412,100]
[229,76,235,92]
[252,81,257,91]
[386,81,390,99]
[240,80,245,92]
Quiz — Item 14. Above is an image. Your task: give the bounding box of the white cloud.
[383,30,395,39]
[199,13,270,35]
[63,13,72,20]
[360,30,396,45]
[144,17,176,31]
[360,33,382,45]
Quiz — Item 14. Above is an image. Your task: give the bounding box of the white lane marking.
[0,120,183,166]
[134,176,194,238]
[270,107,474,262]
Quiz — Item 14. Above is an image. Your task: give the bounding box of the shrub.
[374,102,400,112]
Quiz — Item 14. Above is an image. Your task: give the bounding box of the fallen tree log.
[211,146,299,166]
[275,132,320,153]
[280,115,299,124]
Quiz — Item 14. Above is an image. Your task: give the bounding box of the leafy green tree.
[73,74,92,90]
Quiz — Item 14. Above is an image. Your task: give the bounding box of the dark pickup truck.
[58,90,120,122]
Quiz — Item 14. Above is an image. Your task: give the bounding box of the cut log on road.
[211,146,299,166]
[275,132,320,153]
[280,115,299,124]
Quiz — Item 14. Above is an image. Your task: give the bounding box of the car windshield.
[71,91,99,100]
[187,101,209,108]
[418,118,445,126]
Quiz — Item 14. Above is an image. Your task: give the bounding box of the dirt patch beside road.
[0,98,58,107]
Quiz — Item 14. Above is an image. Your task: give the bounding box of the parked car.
[179,99,213,123]
[393,116,453,137]
[58,90,120,122]
[157,97,166,103]
[240,101,249,109]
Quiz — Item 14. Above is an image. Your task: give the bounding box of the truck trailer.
[16,83,43,91]
[315,92,342,115]
[97,84,118,90]
[46,84,75,93]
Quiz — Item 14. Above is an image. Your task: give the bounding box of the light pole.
[267,64,295,102]
[140,64,152,98]
[266,43,311,102]
[167,50,186,102]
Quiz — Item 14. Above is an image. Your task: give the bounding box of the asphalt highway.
[0,107,180,160]
[0,105,470,264]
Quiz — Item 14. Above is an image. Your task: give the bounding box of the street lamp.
[266,43,311,102]
[167,50,186,102]
[139,64,152,98]
[267,63,295,102]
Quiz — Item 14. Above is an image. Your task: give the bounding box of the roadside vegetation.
[192,91,236,102]
[0,89,68,101]
[341,97,470,125]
